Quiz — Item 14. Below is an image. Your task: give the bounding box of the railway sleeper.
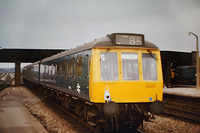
[164,103,200,115]
[164,100,200,109]
[164,108,200,122]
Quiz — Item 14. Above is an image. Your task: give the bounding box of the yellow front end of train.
[89,47,163,103]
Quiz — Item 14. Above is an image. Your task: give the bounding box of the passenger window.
[45,65,49,75]
[77,56,83,76]
[100,52,119,81]
[56,62,61,75]
[142,53,157,81]
[55,64,57,75]
[66,61,68,77]
[52,64,56,76]
[40,64,45,75]
[49,65,52,75]
[87,57,90,77]
[59,62,62,75]
[62,60,66,75]
[33,65,39,73]
[57,63,60,75]
[69,58,73,76]
[56,62,62,75]
[122,53,139,80]
[74,58,76,76]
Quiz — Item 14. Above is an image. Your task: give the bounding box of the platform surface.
[0,101,48,133]
[163,87,200,98]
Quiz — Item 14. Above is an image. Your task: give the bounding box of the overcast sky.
[0,0,200,68]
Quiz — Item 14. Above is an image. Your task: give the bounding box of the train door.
[67,55,76,92]
[75,55,83,94]
[75,51,91,100]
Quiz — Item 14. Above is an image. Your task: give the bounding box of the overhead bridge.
[0,49,66,86]
[0,49,194,87]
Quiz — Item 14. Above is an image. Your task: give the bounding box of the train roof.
[22,33,159,68]
[23,60,41,69]
[27,33,158,64]
[41,33,159,63]
[176,65,196,69]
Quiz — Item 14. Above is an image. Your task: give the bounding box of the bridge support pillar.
[15,62,21,86]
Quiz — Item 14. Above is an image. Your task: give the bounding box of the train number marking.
[76,83,81,94]
[146,84,155,88]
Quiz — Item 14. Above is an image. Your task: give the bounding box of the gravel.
[1,84,200,133]
[139,115,200,133]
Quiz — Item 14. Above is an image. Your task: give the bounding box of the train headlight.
[104,90,111,101]
[150,100,164,115]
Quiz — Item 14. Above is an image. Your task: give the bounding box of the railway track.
[0,73,13,90]
[0,73,6,78]
[163,94,200,122]
[27,84,98,133]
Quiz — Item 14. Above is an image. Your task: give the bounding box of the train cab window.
[77,56,83,76]
[100,52,119,81]
[122,53,139,80]
[142,53,157,81]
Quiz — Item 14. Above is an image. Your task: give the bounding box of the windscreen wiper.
[147,50,156,60]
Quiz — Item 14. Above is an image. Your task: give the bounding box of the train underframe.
[25,80,158,132]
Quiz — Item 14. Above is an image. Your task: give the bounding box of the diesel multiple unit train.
[23,33,164,132]
[174,66,196,85]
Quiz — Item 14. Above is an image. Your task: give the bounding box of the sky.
[0,0,200,68]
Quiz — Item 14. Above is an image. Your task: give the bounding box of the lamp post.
[189,32,199,89]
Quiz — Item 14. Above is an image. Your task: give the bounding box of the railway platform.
[163,87,200,98]
[0,101,48,133]
[0,79,48,133]
[163,86,200,122]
